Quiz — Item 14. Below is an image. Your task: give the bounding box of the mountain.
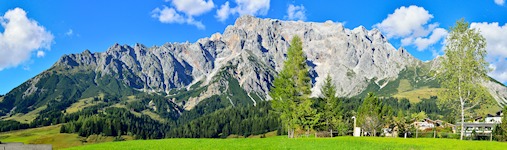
[1,15,506,123]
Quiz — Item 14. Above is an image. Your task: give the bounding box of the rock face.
[19,16,507,109]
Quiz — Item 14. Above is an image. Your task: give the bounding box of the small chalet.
[412,118,440,130]
[485,110,503,123]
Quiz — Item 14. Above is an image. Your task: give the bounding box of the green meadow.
[65,136,507,150]
[0,125,133,149]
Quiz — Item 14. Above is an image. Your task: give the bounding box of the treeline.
[30,95,121,127]
[60,107,173,139]
[0,90,452,139]
[0,120,29,132]
[59,101,278,139]
[168,102,279,138]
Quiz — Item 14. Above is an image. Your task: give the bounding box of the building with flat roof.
[0,142,52,150]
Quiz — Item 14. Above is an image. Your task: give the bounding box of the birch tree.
[438,19,489,140]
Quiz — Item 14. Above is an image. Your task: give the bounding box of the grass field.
[393,88,443,103]
[141,110,167,123]
[66,97,102,114]
[0,125,133,149]
[3,127,507,150]
[3,105,47,123]
[63,136,507,150]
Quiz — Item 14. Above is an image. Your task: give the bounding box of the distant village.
[379,110,503,140]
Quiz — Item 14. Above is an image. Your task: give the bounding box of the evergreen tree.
[318,74,345,136]
[270,35,313,138]
[357,93,382,136]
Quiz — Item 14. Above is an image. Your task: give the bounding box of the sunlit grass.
[0,125,132,150]
[64,136,507,150]
[394,87,443,103]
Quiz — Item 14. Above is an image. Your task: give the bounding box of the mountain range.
[1,15,506,123]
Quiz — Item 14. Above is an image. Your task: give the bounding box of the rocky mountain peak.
[51,16,421,98]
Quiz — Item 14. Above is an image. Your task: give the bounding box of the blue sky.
[0,0,506,94]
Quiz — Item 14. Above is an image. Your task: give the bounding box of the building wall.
[0,143,52,150]
[485,117,502,123]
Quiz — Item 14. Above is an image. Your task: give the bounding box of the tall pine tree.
[319,74,344,136]
[270,35,314,138]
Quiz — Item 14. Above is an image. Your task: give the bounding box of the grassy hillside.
[64,136,507,150]
[356,65,440,100]
[393,88,444,103]
[2,105,47,123]
[65,94,105,114]
[0,125,133,150]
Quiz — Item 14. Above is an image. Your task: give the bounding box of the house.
[412,118,436,130]
[460,110,503,138]
[462,122,496,137]
[485,110,503,123]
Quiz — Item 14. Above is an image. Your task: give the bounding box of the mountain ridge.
[1,15,506,119]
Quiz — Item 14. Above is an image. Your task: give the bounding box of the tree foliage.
[269,35,315,138]
[357,93,383,136]
[493,107,507,141]
[438,19,489,140]
[316,75,346,136]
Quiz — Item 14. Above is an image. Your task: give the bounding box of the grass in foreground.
[65,136,507,150]
[0,125,132,149]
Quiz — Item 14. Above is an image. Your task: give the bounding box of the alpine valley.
[1,16,506,139]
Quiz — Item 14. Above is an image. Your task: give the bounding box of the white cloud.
[286,4,306,21]
[374,5,433,38]
[170,0,215,16]
[151,6,205,29]
[216,1,231,22]
[413,28,448,51]
[470,22,507,83]
[36,50,45,58]
[233,0,270,16]
[495,0,505,5]
[374,5,447,51]
[152,0,212,29]
[65,29,73,36]
[0,8,54,71]
[152,6,185,23]
[215,0,270,21]
[184,17,205,29]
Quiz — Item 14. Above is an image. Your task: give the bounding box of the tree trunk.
[307,128,310,138]
[460,98,465,140]
[287,127,290,138]
[330,129,333,137]
[290,129,294,138]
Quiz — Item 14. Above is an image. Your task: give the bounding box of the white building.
[485,110,503,123]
